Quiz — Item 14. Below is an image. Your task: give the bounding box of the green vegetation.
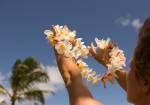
[0,57,54,105]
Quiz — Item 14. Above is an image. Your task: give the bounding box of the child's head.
[127,17,150,105]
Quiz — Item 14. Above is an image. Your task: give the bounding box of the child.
[54,17,150,105]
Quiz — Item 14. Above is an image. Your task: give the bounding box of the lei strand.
[44,25,126,87]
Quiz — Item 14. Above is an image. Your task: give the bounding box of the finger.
[89,46,105,66]
[88,44,98,60]
[64,72,72,86]
[51,25,56,35]
[53,48,63,61]
[90,43,97,54]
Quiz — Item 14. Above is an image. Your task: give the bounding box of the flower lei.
[44,25,126,87]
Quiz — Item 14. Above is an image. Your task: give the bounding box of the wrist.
[67,71,83,89]
[62,68,82,88]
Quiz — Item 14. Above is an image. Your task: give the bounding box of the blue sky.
[0,0,150,105]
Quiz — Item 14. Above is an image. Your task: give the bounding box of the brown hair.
[133,17,150,81]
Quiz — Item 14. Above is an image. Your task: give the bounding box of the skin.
[89,46,127,91]
[126,59,150,105]
[55,50,102,105]
[54,37,150,105]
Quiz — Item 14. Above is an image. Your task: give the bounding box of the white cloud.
[131,19,143,30]
[0,72,10,105]
[0,72,5,85]
[115,17,143,30]
[0,96,5,104]
[0,95,10,105]
[115,17,130,26]
[34,64,65,93]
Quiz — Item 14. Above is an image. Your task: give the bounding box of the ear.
[140,77,150,96]
[145,79,150,96]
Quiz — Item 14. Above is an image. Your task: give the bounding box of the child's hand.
[88,43,113,68]
[51,26,81,86]
[54,49,81,86]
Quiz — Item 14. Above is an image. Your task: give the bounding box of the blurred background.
[0,0,150,105]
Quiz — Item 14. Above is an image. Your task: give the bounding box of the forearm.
[67,74,92,105]
[65,71,102,105]
[101,63,127,91]
[115,70,127,91]
[55,52,102,105]
[100,60,127,91]
[63,68,127,105]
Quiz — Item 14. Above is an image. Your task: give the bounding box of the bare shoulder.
[74,98,103,105]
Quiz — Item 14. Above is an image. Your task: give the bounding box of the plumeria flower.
[87,70,96,81]
[76,59,88,70]
[44,30,56,46]
[53,25,76,41]
[61,26,76,41]
[75,38,89,58]
[108,47,126,70]
[55,41,72,56]
[109,47,126,65]
[81,68,100,85]
[71,38,89,59]
[70,47,82,59]
[44,30,53,36]
[101,70,118,88]
[81,68,93,77]
[55,42,66,54]
[80,48,89,59]
[75,38,84,47]
[53,25,63,35]
[95,37,110,49]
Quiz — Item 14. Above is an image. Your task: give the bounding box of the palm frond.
[11,64,30,92]
[0,84,6,95]
[24,90,45,105]
[10,57,51,105]
[22,57,39,72]
[16,96,26,103]
[11,58,49,93]
[0,84,11,97]
[12,59,22,71]
[29,70,49,84]
[12,70,49,92]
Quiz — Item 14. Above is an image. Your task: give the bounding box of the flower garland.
[44,25,126,87]
[91,38,126,87]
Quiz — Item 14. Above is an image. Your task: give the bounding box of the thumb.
[88,43,99,60]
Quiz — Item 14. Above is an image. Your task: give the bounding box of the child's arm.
[54,50,103,105]
[89,47,127,91]
[115,70,127,91]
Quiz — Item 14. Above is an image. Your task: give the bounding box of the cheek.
[127,69,142,104]
[127,70,134,97]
